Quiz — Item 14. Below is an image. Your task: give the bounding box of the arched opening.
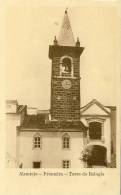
[61,57,72,76]
[33,134,42,149]
[62,134,70,149]
[86,145,107,167]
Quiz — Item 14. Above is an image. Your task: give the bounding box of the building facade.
[5,10,116,168]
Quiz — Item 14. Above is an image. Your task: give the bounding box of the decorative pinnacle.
[76,37,80,47]
[54,36,58,45]
[54,36,57,40]
[65,7,68,14]
[77,37,80,42]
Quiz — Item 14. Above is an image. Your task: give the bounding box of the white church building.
[5,10,116,168]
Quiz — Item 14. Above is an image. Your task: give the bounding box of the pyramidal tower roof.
[58,10,75,46]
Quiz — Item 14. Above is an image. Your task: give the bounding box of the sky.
[4,2,121,109]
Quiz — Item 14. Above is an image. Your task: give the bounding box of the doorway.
[86,145,107,167]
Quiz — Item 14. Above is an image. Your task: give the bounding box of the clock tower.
[49,10,84,121]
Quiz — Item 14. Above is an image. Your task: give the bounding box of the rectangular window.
[89,122,102,140]
[62,160,70,168]
[33,161,41,168]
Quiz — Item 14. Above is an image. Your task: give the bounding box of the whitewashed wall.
[5,114,21,168]
[18,131,84,168]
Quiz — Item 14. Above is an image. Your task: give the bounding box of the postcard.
[0,0,120,195]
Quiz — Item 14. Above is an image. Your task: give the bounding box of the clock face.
[62,79,71,89]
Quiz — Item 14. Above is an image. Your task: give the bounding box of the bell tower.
[49,10,84,121]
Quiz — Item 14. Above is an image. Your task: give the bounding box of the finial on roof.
[65,8,68,14]
[53,36,58,45]
[76,37,80,47]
